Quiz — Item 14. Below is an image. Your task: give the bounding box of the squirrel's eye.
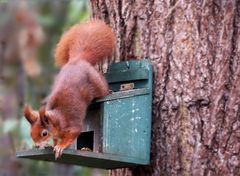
[41,130,48,137]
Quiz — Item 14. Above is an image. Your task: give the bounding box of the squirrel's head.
[24,105,52,148]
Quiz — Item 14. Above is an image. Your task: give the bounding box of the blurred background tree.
[0,0,107,175]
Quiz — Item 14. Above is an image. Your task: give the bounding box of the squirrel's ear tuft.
[24,105,38,124]
[39,106,49,125]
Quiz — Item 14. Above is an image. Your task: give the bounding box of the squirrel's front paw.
[53,145,65,160]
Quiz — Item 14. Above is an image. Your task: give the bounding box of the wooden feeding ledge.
[16,60,153,169]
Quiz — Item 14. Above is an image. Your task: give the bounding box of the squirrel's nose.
[35,144,40,148]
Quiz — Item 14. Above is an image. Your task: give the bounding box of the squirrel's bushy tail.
[55,19,116,66]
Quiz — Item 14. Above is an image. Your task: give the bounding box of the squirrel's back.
[55,20,116,66]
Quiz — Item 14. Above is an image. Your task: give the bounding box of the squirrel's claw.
[54,145,64,160]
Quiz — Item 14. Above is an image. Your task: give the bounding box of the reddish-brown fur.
[24,20,116,159]
[55,20,116,66]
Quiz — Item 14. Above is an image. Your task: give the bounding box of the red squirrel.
[24,20,116,159]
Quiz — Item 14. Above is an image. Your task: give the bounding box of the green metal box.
[16,60,153,169]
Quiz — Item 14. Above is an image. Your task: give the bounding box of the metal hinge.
[120,83,134,91]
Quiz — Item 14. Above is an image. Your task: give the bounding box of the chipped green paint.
[105,68,149,83]
[102,59,153,165]
[16,148,147,169]
[16,59,153,169]
[103,95,151,161]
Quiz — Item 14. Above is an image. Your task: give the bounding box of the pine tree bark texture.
[90,1,240,176]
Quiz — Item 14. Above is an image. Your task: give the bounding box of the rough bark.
[90,1,240,176]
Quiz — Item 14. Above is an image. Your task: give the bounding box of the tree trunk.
[90,1,240,175]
